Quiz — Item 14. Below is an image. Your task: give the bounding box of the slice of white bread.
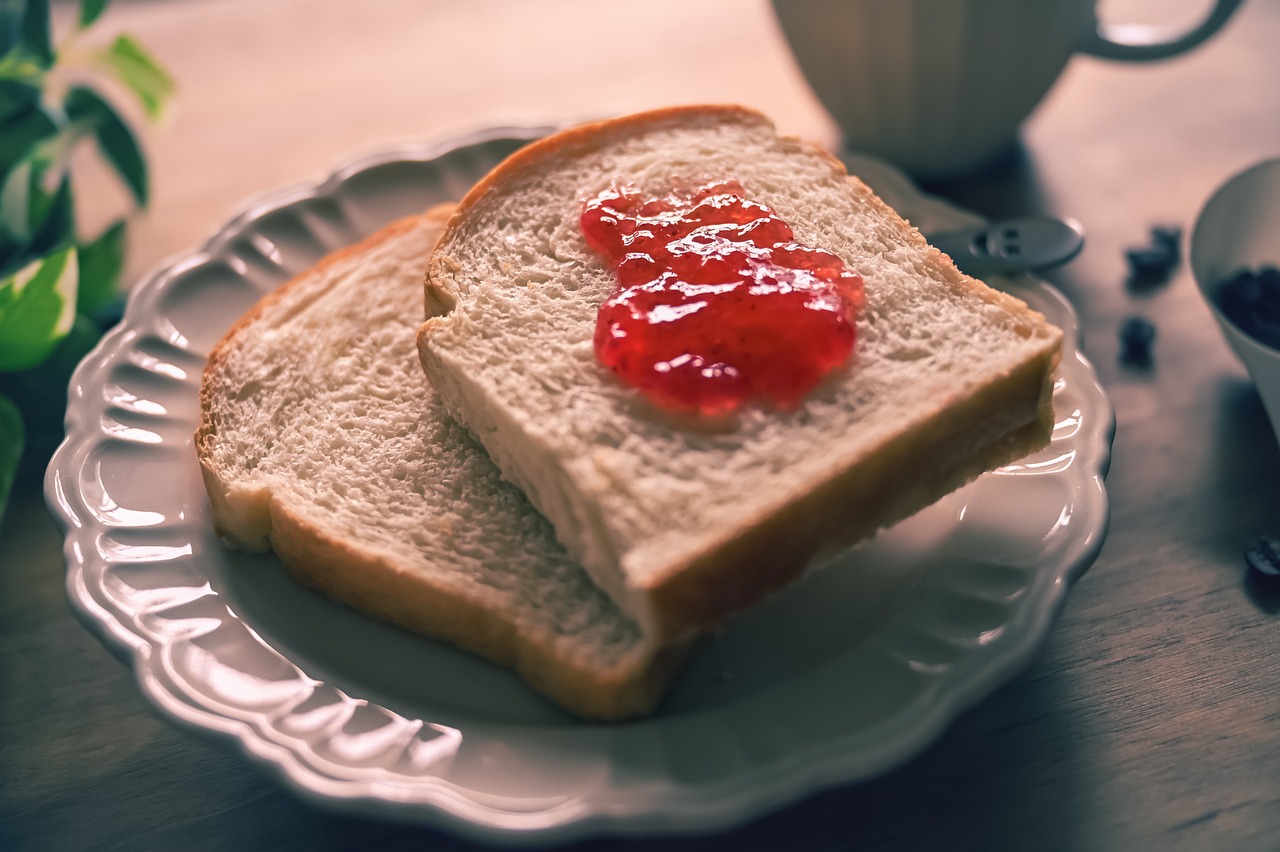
[195,205,685,720]
[418,106,1064,644]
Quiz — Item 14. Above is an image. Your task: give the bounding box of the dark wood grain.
[5,1,1279,849]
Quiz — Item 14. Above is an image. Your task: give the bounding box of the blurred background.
[59,0,1271,288]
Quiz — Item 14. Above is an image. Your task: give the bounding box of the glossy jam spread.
[581,181,864,415]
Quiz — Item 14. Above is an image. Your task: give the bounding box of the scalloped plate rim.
[44,125,1115,845]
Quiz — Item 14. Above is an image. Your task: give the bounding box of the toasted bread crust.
[267,495,686,720]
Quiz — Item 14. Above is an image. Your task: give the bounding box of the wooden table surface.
[4,1,1279,849]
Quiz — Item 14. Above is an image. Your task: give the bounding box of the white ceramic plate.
[46,127,1114,845]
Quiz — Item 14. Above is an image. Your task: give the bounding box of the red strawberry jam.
[581,180,864,415]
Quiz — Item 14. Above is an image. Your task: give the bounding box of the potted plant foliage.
[0,0,171,519]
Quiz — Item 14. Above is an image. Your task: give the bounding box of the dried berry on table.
[1151,224,1182,255]
[1215,265,1280,350]
[1125,224,1181,286]
[1119,315,1156,365]
[1245,535,1280,578]
[1126,248,1176,280]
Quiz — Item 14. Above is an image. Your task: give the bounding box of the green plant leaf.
[0,155,32,244]
[0,390,22,521]
[0,49,45,86]
[0,310,100,434]
[77,218,124,313]
[64,86,147,205]
[0,78,41,124]
[20,0,52,68]
[94,35,174,121]
[0,157,72,275]
[0,244,77,371]
[0,3,20,57]
[79,0,111,30]
[0,102,58,169]
[26,170,72,258]
[0,309,100,463]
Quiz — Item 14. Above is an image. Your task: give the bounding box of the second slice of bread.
[418,106,1063,644]
[196,205,684,720]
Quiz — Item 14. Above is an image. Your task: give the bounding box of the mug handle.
[1081,0,1243,61]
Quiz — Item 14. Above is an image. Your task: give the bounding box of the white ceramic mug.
[771,0,1243,178]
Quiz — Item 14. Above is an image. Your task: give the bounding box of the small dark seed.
[1245,536,1280,577]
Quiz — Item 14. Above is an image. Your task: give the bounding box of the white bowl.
[1190,157,1280,448]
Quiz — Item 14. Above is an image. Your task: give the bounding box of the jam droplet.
[581,181,864,415]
